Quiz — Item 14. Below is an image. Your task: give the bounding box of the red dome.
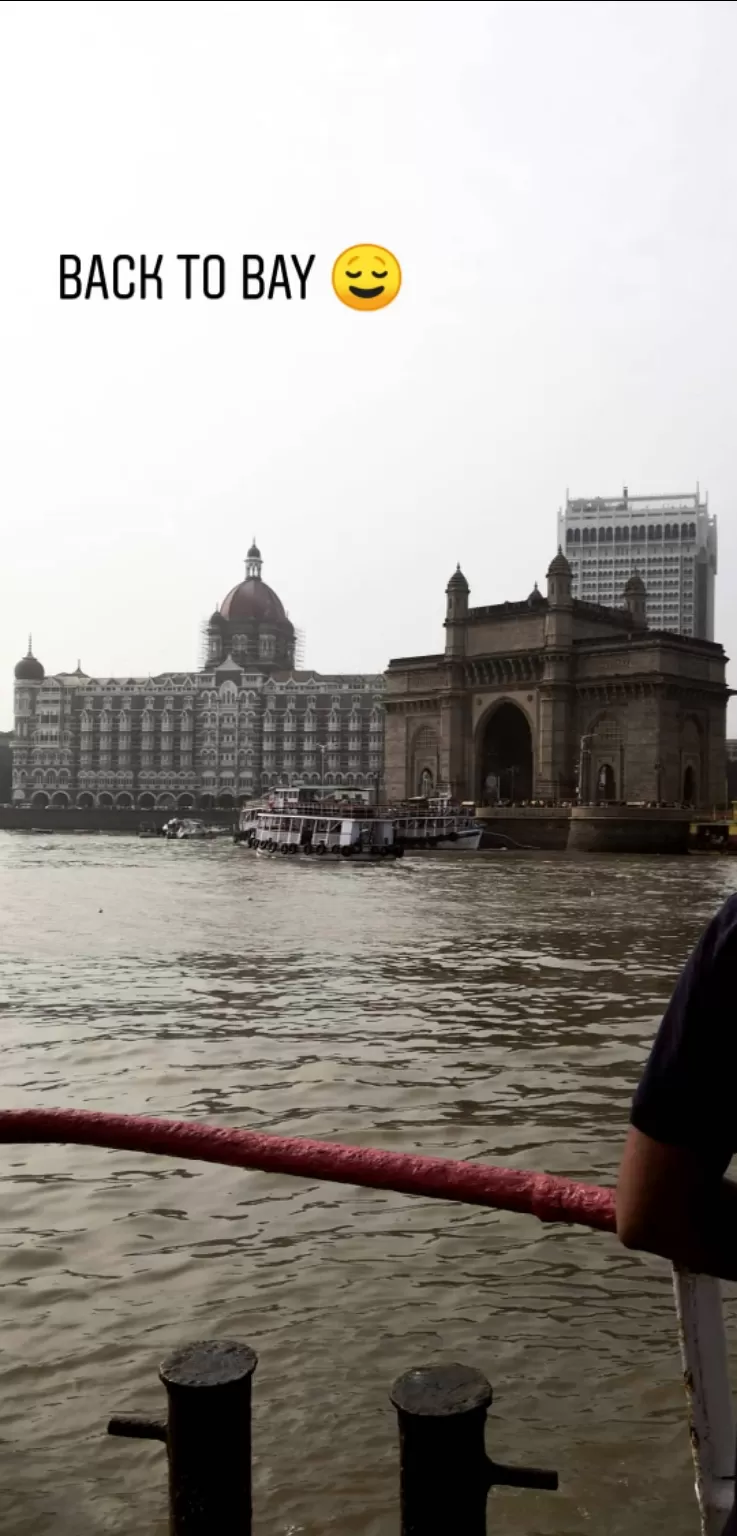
[220,577,288,624]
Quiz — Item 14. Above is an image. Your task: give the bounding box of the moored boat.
[236,790,402,859]
[163,818,215,841]
[235,788,482,859]
[390,795,482,851]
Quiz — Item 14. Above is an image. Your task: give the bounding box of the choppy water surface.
[1,835,736,1535]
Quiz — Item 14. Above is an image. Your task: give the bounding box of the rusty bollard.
[109,1339,257,1535]
[390,1363,558,1536]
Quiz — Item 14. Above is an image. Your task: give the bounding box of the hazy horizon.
[2,0,736,727]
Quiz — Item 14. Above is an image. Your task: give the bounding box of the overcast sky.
[1,0,736,728]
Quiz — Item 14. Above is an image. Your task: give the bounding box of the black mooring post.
[161,1341,257,1536]
[109,1339,257,1536]
[391,1364,493,1536]
[390,1363,558,1536]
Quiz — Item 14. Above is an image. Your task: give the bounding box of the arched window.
[574,527,580,543]
[596,763,616,802]
[605,526,613,542]
[566,528,573,544]
[412,726,440,797]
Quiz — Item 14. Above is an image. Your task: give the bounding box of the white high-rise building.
[557,487,717,640]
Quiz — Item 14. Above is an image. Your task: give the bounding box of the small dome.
[247,539,261,560]
[547,547,571,577]
[15,640,44,682]
[447,563,469,590]
[208,609,225,628]
[527,582,545,605]
[624,571,646,594]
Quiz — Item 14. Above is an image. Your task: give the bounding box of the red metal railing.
[0,1108,616,1231]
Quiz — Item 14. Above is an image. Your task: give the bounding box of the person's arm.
[616,897,737,1278]
[617,1125,737,1280]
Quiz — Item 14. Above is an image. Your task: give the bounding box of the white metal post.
[673,1267,735,1534]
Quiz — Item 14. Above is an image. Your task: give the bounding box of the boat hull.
[238,841,403,862]
[436,829,482,851]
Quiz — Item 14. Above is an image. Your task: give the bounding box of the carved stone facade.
[385,554,729,808]
[12,545,385,809]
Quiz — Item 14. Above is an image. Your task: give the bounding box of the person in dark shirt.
[617,893,737,1535]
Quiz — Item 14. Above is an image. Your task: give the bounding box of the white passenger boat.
[391,795,483,851]
[236,790,402,860]
[235,790,482,858]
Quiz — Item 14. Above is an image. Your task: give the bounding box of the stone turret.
[546,547,573,609]
[205,608,225,666]
[544,548,573,655]
[540,550,574,801]
[445,565,469,658]
[623,571,647,628]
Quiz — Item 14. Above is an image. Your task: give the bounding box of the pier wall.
[567,806,692,854]
[0,806,237,833]
[475,807,570,851]
[477,805,694,854]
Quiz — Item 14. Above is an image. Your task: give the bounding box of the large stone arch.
[138,792,155,810]
[77,791,94,809]
[31,791,49,809]
[680,716,703,807]
[581,711,623,803]
[410,724,440,797]
[50,791,70,808]
[476,699,534,803]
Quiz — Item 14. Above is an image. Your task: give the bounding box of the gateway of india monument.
[384,550,728,812]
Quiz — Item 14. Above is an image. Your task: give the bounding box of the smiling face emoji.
[332,245,401,311]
